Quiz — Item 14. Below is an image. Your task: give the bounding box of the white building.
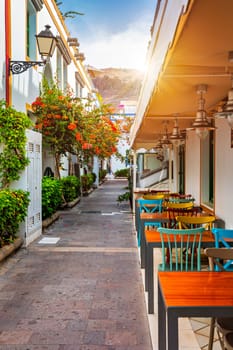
[1,0,98,245]
[110,100,136,174]
[130,0,233,228]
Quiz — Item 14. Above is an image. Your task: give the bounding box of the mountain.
[87,66,144,108]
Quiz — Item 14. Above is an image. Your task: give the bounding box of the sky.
[59,0,156,71]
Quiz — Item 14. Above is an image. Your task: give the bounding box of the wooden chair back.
[177,215,216,230]
[204,247,233,271]
[143,194,164,200]
[158,227,205,271]
[164,201,197,228]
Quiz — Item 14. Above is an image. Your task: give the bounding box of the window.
[56,50,68,91]
[75,72,84,98]
[56,37,71,91]
[26,0,37,60]
[201,130,214,209]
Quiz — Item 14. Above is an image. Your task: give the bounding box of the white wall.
[0,1,5,100]
[185,131,201,204]
[11,0,42,111]
[215,119,233,228]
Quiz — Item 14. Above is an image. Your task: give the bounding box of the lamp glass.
[36,25,57,58]
[195,128,209,140]
[170,139,183,147]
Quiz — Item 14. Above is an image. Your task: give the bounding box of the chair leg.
[217,327,228,350]
[208,318,215,350]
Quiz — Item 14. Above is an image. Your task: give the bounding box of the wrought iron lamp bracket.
[9,60,46,75]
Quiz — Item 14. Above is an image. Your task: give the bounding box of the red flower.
[75,132,82,141]
[82,142,92,150]
[67,123,76,130]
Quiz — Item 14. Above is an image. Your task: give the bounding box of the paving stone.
[0,179,152,349]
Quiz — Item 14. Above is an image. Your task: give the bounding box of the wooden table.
[145,229,215,314]
[158,271,233,350]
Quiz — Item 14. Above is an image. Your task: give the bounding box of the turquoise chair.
[157,227,205,271]
[212,228,233,270]
[137,198,163,246]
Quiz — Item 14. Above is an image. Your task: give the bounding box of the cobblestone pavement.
[0,179,152,350]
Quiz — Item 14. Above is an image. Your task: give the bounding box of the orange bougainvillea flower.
[82,142,92,150]
[35,123,42,130]
[54,114,61,119]
[67,122,76,130]
[94,146,100,155]
[75,132,82,141]
[111,146,117,153]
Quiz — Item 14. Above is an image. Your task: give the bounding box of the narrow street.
[0,179,152,350]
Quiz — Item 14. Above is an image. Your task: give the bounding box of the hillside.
[87,66,144,108]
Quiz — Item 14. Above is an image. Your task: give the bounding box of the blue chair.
[211,228,233,270]
[137,198,163,246]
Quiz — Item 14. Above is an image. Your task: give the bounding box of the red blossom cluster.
[31,80,120,163]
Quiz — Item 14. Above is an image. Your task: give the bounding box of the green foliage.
[91,172,97,184]
[0,189,30,247]
[117,191,131,202]
[81,173,94,193]
[60,176,80,202]
[42,177,63,220]
[54,0,84,18]
[99,169,107,181]
[0,100,32,188]
[114,168,130,178]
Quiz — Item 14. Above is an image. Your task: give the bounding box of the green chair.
[157,227,205,271]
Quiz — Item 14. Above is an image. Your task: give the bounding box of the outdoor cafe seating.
[133,188,233,350]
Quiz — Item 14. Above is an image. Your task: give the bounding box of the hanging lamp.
[159,122,172,149]
[187,84,215,139]
[169,118,185,147]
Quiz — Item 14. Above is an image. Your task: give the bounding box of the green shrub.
[42,177,63,219]
[91,172,97,183]
[99,169,107,181]
[0,100,32,189]
[60,176,80,202]
[114,168,130,178]
[0,189,30,247]
[81,173,94,193]
[117,191,131,202]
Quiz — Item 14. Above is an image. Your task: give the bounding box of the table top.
[158,271,233,308]
[145,229,215,244]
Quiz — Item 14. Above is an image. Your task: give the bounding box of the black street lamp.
[9,25,57,75]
